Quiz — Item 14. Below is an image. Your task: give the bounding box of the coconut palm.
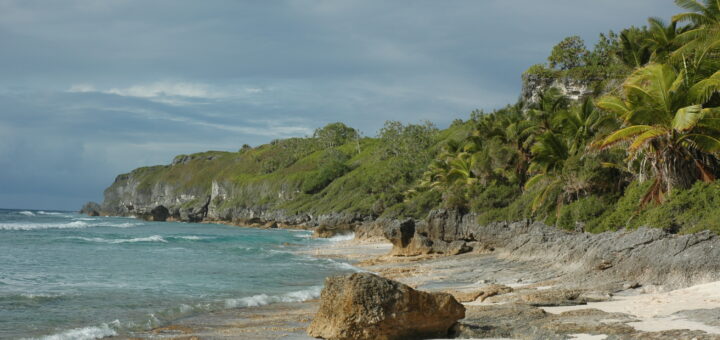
[645,17,681,63]
[618,27,652,68]
[671,0,720,82]
[596,63,720,204]
[552,98,616,155]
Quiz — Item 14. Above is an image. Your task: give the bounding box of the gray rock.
[79,201,102,216]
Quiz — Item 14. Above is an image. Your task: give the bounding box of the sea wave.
[174,235,213,241]
[28,321,119,340]
[0,293,67,304]
[0,221,140,231]
[73,235,167,244]
[37,211,63,215]
[19,211,35,216]
[224,286,322,308]
[327,233,355,242]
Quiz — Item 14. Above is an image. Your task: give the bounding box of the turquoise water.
[0,208,354,339]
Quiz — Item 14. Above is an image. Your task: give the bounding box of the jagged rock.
[383,218,416,249]
[80,201,102,216]
[314,224,354,238]
[448,284,514,303]
[307,273,465,340]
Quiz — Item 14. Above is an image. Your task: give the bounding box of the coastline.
[125,227,720,340]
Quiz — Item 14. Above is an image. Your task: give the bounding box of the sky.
[0,0,681,210]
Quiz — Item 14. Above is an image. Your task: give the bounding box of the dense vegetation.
[409,0,720,234]
[121,1,720,234]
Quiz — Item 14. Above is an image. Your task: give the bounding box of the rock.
[149,205,169,222]
[520,289,586,307]
[623,282,641,290]
[79,201,102,216]
[314,224,354,238]
[307,273,465,340]
[383,218,416,249]
[448,284,514,303]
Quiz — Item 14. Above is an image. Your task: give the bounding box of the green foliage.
[548,36,589,70]
[524,64,559,78]
[301,149,350,194]
[314,122,359,149]
[111,2,720,237]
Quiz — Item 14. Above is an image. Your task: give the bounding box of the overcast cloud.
[0,0,680,210]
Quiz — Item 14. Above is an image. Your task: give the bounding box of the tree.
[645,17,681,63]
[671,0,720,85]
[314,122,358,148]
[618,27,652,68]
[596,63,720,204]
[548,36,589,70]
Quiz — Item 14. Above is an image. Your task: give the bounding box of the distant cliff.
[87,122,471,230]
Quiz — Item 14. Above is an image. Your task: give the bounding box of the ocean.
[0,208,355,339]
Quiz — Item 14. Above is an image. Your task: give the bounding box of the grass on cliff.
[109,121,473,219]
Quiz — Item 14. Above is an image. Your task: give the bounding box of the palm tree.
[553,98,616,155]
[671,0,720,82]
[618,27,652,68]
[524,132,570,213]
[645,17,681,63]
[596,63,720,204]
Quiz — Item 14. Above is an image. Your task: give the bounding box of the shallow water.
[0,208,353,339]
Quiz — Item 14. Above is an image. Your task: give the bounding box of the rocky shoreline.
[84,198,720,339]
[108,217,720,340]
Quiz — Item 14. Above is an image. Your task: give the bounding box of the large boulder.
[307,273,465,340]
[79,201,102,216]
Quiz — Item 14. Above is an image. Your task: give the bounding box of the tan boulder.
[307,273,465,340]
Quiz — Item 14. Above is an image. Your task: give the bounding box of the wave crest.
[0,221,140,231]
[29,321,118,340]
[224,286,322,308]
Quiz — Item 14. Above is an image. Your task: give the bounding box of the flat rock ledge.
[307,272,465,340]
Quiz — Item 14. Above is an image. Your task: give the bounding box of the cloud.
[0,0,682,210]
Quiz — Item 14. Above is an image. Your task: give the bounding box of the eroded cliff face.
[521,74,595,105]
[101,170,210,222]
[384,209,720,289]
[98,170,369,229]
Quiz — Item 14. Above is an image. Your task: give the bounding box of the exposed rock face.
[521,74,595,105]
[79,201,101,216]
[98,169,370,229]
[383,217,473,256]
[390,209,720,289]
[307,273,465,340]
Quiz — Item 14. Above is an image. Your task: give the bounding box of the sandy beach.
[119,233,720,340]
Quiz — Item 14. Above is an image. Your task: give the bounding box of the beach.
[133,232,720,340]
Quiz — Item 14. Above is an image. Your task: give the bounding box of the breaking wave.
[72,235,167,244]
[327,233,355,242]
[0,221,140,231]
[224,286,322,308]
[28,321,119,340]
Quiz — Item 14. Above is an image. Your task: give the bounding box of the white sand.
[543,281,720,334]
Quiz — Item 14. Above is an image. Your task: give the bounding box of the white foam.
[19,211,35,216]
[325,258,365,272]
[30,321,118,340]
[0,221,89,230]
[38,211,63,215]
[0,221,140,231]
[224,286,322,308]
[73,235,167,244]
[175,235,211,240]
[327,233,355,242]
